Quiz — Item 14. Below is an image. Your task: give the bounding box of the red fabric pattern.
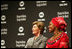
[51,17,67,31]
[46,32,69,48]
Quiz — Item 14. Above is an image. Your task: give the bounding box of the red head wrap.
[51,17,67,31]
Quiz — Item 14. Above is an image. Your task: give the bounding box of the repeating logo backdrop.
[1,1,71,48]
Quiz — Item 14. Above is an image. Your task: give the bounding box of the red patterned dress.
[46,32,69,48]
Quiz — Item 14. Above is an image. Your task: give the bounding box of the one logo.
[1,40,5,45]
[19,1,24,7]
[18,26,24,32]
[61,1,66,3]
[1,15,6,21]
[39,12,44,18]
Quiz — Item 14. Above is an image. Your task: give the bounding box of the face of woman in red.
[32,24,40,35]
[48,22,55,33]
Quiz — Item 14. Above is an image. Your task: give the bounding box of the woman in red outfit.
[46,17,69,48]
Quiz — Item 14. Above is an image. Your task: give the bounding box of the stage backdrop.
[1,1,71,48]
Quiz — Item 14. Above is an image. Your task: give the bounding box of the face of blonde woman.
[32,24,40,35]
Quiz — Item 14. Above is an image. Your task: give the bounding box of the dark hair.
[32,21,45,34]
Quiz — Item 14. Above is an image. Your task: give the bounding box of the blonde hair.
[32,21,45,34]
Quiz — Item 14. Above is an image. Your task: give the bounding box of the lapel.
[33,34,43,43]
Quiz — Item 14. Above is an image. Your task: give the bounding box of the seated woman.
[25,21,47,48]
[46,17,69,48]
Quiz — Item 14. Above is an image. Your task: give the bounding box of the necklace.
[50,31,63,41]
